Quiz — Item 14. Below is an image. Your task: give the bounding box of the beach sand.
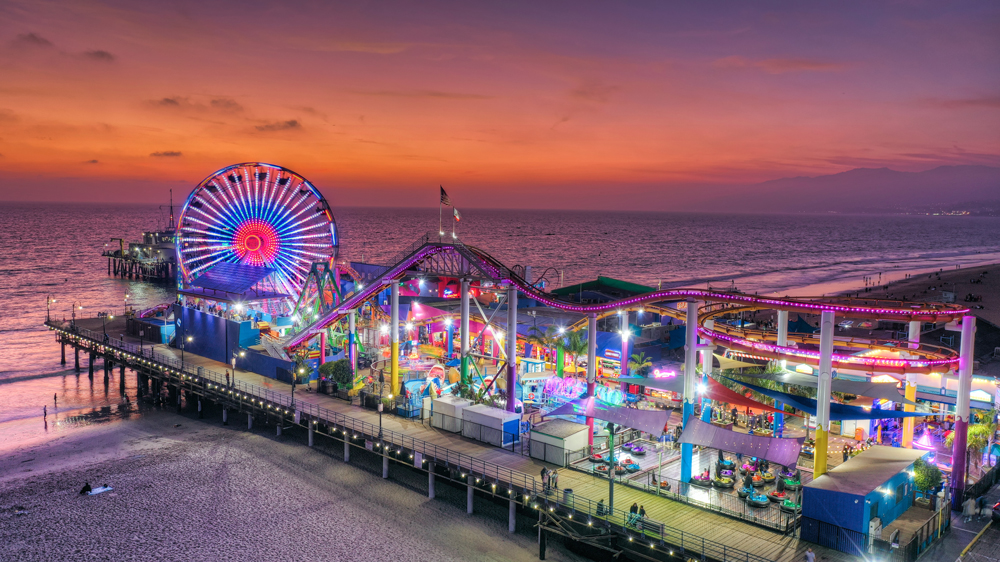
[854,263,1000,326]
[0,408,583,562]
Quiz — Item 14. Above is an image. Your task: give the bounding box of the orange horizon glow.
[0,1,997,209]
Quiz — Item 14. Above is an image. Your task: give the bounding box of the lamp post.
[378,367,385,440]
[71,302,83,327]
[181,334,191,368]
[102,313,115,341]
[46,296,57,322]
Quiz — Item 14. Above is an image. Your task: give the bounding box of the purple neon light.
[285,242,970,351]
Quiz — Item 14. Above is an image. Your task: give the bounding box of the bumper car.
[783,478,802,491]
[746,492,770,508]
[658,480,672,491]
[739,463,756,475]
[690,474,712,488]
[761,471,775,483]
[778,467,796,479]
[737,486,753,498]
[622,442,634,451]
[712,476,735,488]
[751,474,765,487]
[719,469,734,478]
[779,499,801,513]
[767,490,788,503]
[595,464,610,475]
[624,463,641,473]
[717,458,736,471]
[631,445,647,456]
[589,453,607,464]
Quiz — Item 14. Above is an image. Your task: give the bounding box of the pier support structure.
[428,463,436,498]
[586,313,597,446]
[814,311,835,478]
[902,320,921,448]
[308,423,314,446]
[344,436,350,462]
[467,481,474,514]
[75,348,80,372]
[952,316,976,509]
[61,342,66,365]
[460,278,471,386]
[222,407,228,425]
[506,285,518,412]
[680,300,699,483]
[390,280,400,395]
[382,453,389,479]
[88,353,94,379]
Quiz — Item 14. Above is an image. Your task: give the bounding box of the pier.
[49,316,850,562]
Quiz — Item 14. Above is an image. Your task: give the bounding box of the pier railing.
[53,320,773,562]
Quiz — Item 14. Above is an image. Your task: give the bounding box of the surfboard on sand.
[88,486,113,495]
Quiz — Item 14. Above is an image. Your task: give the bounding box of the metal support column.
[390,280,400,395]
[681,300,699,483]
[428,463,436,498]
[247,413,253,430]
[308,423,314,447]
[344,436,350,462]
[814,310,835,477]
[506,285,518,413]
[586,313,597,446]
[902,320,921,448]
[460,278,471,386]
[509,498,516,533]
[467,481,474,514]
[382,453,389,479]
[349,309,357,375]
[75,348,80,372]
[952,316,976,508]
[775,310,789,437]
[61,342,66,365]
[700,318,714,422]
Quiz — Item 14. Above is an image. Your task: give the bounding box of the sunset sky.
[0,1,997,209]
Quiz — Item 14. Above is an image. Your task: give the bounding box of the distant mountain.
[709,165,1000,213]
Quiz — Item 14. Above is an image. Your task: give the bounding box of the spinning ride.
[176,163,338,297]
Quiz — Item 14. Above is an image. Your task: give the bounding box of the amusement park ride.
[130,162,978,509]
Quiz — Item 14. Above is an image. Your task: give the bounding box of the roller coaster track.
[284,239,969,374]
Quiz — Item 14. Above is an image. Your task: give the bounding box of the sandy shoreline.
[0,408,582,562]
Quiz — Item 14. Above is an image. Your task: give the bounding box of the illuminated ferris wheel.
[176,163,338,298]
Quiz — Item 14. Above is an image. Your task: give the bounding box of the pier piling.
[467,482,474,514]
[428,463,435,499]
[88,353,94,379]
[75,348,80,372]
[247,413,253,430]
[222,408,228,425]
[382,454,389,479]
[509,499,516,533]
[308,423,314,447]
[61,342,66,365]
[343,437,350,462]
[197,399,203,418]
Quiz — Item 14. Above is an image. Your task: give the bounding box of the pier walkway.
[54,317,854,562]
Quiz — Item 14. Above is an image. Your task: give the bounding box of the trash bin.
[562,489,574,505]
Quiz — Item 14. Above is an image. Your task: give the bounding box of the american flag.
[440,186,452,206]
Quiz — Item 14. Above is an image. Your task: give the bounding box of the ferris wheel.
[176,163,338,298]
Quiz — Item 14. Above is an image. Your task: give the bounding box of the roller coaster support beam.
[700,319,714,423]
[814,311,835,478]
[349,309,357,375]
[902,320,921,448]
[506,285,518,413]
[390,280,400,395]
[681,300,701,483]
[586,313,597,446]
[461,278,470,386]
[951,315,976,509]
[620,311,629,380]
[775,310,789,437]
[319,332,327,367]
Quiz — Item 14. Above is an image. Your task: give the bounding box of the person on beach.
[79,483,92,495]
[54,393,57,406]
[43,405,47,418]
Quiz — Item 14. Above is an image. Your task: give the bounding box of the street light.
[378,367,385,439]
[606,422,617,510]
[71,302,83,327]
[102,313,115,341]
[46,295,57,322]
[181,334,191,366]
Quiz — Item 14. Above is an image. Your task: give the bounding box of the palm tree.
[628,352,652,377]
[526,326,564,377]
[564,330,588,378]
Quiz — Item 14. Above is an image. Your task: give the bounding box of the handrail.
[49,319,773,562]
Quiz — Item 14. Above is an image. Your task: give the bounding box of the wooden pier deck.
[54,317,856,562]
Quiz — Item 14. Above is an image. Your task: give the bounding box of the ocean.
[2,202,999,448]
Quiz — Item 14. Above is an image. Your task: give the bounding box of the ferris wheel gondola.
[176,163,338,298]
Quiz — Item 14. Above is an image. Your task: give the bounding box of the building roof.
[531,419,589,439]
[551,276,656,298]
[805,446,927,497]
[190,261,275,295]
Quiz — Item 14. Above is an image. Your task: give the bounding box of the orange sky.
[0,1,997,209]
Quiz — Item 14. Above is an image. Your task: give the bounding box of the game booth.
[529,419,590,466]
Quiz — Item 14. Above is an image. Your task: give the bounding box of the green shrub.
[914,458,942,492]
[320,359,354,387]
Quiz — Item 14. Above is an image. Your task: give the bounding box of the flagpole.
[439,200,443,240]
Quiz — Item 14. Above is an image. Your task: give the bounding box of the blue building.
[800,446,928,556]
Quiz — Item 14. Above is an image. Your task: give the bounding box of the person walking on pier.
[226,370,231,387]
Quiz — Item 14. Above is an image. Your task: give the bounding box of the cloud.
[714,56,847,74]
[150,151,183,157]
[155,97,183,107]
[11,32,53,49]
[570,79,619,103]
[83,159,98,164]
[924,96,1000,109]
[83,50,115,62]
[349,89,492,100]
[0,109,17,122]
[255,120,301,131]
[210,98,243,112]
